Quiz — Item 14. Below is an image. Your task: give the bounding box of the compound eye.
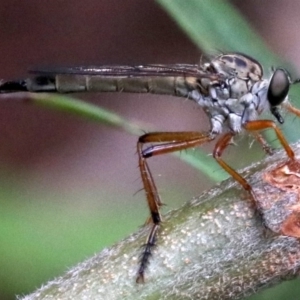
[267,68,290,106]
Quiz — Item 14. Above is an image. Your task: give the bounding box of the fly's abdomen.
[27,75,197,98]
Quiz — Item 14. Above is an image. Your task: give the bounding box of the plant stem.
[20,145,300,300]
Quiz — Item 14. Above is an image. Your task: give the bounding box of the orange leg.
[213,132,252,193]
[243,120,295,160]
[136,119,295,282]
[251,132,274,156]
[213,120,296,199]
[283,101,300,118]
[136,131,214,283]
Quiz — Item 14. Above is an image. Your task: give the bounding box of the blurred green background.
[0,0,300,299]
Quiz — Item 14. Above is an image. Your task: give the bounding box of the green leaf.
[157,0,281,69]
[29,93,224,182]
[30,93,143,136]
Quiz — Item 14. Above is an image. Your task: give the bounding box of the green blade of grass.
[17,92,223,182]
[29,93,143,136]
[157,0,281,68]
[174,149,227,182]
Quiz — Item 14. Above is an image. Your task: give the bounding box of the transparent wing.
[29,64,211,78]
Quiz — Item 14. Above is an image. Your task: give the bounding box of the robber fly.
[1,53,300,283]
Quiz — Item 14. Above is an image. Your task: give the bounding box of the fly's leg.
[213,132,266,227]
[214,120,295,203]
[136,131,214,283]
[243,120,295,160]
[136,122,293,282]
[213,132,256,203]
[243,120,296,212]
[282,101,300,118]
[251,132,274,156]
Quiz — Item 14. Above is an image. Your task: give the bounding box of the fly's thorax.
[226,77,250,98]
[250,80,269,114]
[199,53,265,102]
[206,53,263,82]
[195,81,268,134]
[196,75,257,105]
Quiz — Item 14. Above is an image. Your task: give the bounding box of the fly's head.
[267,68,296,124]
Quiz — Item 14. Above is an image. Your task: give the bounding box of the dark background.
[0,1,299,299]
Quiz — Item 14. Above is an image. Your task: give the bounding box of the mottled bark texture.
[20,145,300,300]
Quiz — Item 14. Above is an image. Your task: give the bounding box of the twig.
[19,145,300,300]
